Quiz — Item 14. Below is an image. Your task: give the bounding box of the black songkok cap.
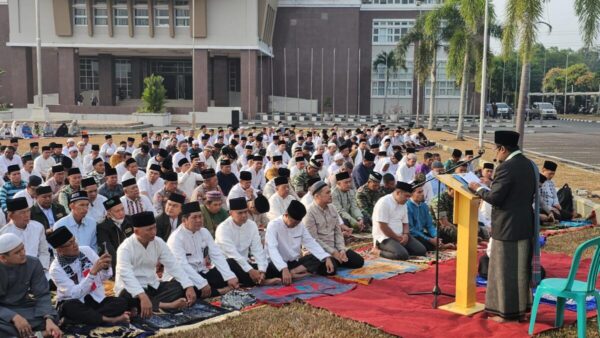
[494,130,520,147]
[132,211,156,227]
[47,226,73,249]
[395,181,414,193]
[335,171,350,181]
[364,151,376,162]
[36,185,52,195]
[103,196,122,210]
[483,162,494,170]
[451,149,463,158]
[274,176,288,186]
[286,200,306,221]
[69,191,89,203]
[67,167,81,176]
[163,171,178,182]
[182,201,201,216]
[52,165,64,173]
[229,197,248,211]
[122,178,137,187]
[81,177,97,188]
[168,192,185,204]
[92,157,103,166]
[240,171,252,181]
[149,164,161,172]
[543,160,558,172]
[253,195,270,213]
[105,167,117,176]
[7,197,28,212]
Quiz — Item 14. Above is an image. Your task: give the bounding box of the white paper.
[458,172,490,191]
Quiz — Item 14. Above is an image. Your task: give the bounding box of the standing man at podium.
[468,131,537,322]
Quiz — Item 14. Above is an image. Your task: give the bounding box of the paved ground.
[467,120,600,169]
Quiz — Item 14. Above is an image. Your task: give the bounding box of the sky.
[490,0,589,53]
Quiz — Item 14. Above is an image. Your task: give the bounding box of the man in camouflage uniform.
[332,171,365,232]
[429,187,457,244]
[58,168,82,212]
[355,172,385,227]
[291,159,321,198]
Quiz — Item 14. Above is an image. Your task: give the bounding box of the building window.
[372,20,414,44]
[73,0,87,26]
[80,58,99,92]
[154,0,169,27]
[371,63,413,97]
[229,59,240,92]
[113,0,128,26]
[93,0,108,26]
[175,0,190,27]
[115,59,132,99]
[425,62,460,97]
[134,0,149,26]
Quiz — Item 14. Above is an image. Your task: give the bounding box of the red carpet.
[307,252,597,338]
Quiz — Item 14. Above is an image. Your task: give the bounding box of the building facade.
[0,0,461,118]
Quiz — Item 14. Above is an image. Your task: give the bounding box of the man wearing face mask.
[97,197,134,272]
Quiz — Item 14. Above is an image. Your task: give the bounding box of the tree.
[138,74,167,114]
[372,50,399,116]
[575,0,600,47]
[501,0,549,148]
[543,63,599,93]
[396,15,434,127]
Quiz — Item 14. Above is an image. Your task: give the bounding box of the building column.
[58,47,78,105]
[193,49,209,112]
[131,58,142,98]
[213,56,229,106]
[241,50,257,119]
[98,54,115,105]
[10,47,33,108]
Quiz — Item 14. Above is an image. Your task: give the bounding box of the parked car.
[525,108,540,121]
[495,102,514,119]
[532,102,558,120]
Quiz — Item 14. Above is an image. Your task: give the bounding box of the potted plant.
[133,74,171,126]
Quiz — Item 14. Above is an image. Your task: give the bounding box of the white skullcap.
[334,153,344,161]
[68,146,78,153]
[327,142,337,148]
[0,233,23,254]
[116,146,126,153]
[192,140,200,145]
[67,138,75,143]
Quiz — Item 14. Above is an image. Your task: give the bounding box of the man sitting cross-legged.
[48,227,130,325]
[303,181,364,270]
[166,202,240,298]
[215,197,280,286]
[372,181,427,260]
[266,200,335,285]
[0,233,62,338]
[115,211,196,318]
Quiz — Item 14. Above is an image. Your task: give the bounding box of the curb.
[559,117,600,124]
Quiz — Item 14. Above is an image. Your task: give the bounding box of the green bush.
[138,74,167,113]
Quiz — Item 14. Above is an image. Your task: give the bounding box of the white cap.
[192,140,200,145]
[0,233,23,254]
[327,142,337,148]
[334,153,344,161]
[68,146,78,153]
[116,147,126,153]
[67,138,75,144]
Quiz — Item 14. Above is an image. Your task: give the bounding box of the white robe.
[267,194,297,221]
[0,221,50,273]
[214,217,268,272]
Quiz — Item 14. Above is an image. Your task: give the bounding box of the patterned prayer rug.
[248,275,356,305]
[62,323,155,338]
[333,257,426,285]
[132,300,230,330]
[406,250,457,265]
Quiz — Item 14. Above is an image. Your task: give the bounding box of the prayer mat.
[541,224,594,238]
[539,291,598,312]
[220,290,257,310]
[132,300,230,330]
[407,250,457,265]
[333,257,426,285]
[558,219,593,228]
[248,275,356,305]
[62,323,155,338]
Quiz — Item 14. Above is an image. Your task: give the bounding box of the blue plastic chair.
[529,236,600,337]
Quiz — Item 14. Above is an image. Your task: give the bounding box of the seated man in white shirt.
[33,146,56,179]
[265,200,334,285]
[14,175,43,208]
[19,155,42,183]
[120,178,155,216]
[267,176,297,221]
[115,211,196,318]
[166,202,240,298]
[227,171,257,204]
[177,156,204,198]
[396,153,417,183]
[81,177,107,221]
[215,197,279,286]
[121,158,145,182]
[48,226,130,325]
[372,181,427,260]
[138,164,164,200]
[0,197,50,275]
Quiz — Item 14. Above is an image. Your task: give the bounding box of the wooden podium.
[436,174,485,316]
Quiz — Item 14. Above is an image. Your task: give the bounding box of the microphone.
[478,148,485,156]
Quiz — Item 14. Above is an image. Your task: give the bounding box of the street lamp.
[478,0,490,149]
[35,0,43,108]
[415,0,422,126]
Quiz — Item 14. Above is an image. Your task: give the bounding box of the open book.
[453,172,490,191]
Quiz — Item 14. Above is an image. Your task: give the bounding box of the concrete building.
[0,0,461,119]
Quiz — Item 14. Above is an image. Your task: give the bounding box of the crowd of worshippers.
[0,124,583,336]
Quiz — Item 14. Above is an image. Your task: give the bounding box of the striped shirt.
[0,180,27,212]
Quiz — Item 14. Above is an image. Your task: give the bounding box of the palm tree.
[373,51,399,116]
[502,0,549,148]
[574,0,600,47]
[396,15,434,127]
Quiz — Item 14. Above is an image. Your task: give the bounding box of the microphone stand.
[408,149,485,309]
